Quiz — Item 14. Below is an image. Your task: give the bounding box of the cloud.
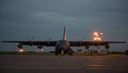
[0,0,128,51]
[35,11,77,22]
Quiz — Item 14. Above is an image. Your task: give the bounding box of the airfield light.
[94,32,99,37]
[93,31,103,41]
[93,37,101,41]
[100,32,103,35]
[97,37,101,41]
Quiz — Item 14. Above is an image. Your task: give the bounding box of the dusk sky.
[0,0,128,51]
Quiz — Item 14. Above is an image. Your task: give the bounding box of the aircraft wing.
[2,41,57,46]
[2,41,126,46]
[2,40,126,49]
[69,41,126,46]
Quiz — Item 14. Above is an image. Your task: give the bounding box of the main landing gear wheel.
[55,51,59,55]
[61,50,64,56]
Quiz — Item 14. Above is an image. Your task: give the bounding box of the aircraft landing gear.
[60,50,64,56]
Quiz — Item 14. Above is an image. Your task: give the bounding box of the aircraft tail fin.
[63,26,67,41]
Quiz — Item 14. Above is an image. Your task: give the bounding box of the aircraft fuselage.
[55,40,72,55]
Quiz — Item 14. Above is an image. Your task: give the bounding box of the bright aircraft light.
[40,49,44,51]
[18,49,24,52]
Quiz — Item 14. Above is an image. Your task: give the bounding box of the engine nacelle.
[85,45,89,49]
[37,45,42,49]
[105,45,110,49]
[17,44,23,48]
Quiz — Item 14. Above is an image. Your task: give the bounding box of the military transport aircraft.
[2,26,126,55]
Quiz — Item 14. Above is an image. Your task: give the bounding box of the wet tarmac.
[0,55,128,73]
